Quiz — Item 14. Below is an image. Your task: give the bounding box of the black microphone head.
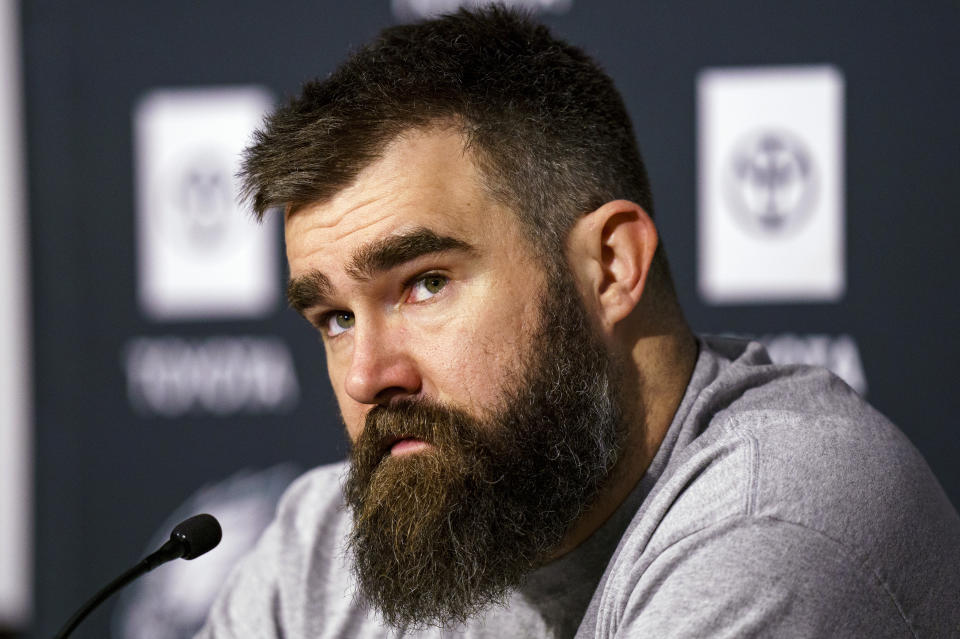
[169,513,222,560]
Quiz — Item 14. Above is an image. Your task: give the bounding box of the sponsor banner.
[392,0,571,20]
[123,336,300,417]
[0,0,31,628]
[698,66,845,304]
[134,87,278,321]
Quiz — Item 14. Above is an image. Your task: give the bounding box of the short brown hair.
[241,6,658,264]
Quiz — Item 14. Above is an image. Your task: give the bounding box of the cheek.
[325,351,364,442]
[422,301,533,411]
[337,396,367,443]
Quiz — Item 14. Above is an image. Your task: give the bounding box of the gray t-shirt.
[198,337,960,638]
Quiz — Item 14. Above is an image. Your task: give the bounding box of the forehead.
[284,127,514,268]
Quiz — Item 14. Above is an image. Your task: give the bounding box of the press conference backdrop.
[11,1,958,637]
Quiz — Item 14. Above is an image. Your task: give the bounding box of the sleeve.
[607,517,915,638]
[193,514,287,639]
[194,463,366,639]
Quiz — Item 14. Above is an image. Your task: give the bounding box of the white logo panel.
[135,87,277,320]
[698,66,844,304]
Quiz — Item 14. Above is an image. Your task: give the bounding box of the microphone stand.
[53,514,221,639]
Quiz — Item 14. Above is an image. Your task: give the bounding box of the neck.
[550,320,698,558]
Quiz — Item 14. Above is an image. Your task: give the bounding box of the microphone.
[53,513,222,639]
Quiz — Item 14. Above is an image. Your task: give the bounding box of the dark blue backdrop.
[21,1,959,637]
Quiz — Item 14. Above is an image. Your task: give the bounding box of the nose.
[343,321,422,406]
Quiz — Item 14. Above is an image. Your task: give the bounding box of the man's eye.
[324,311,355,336]
[409,274,448,303]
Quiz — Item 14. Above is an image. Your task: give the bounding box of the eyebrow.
[286,227,475,314]
[287,269,334,314]
[346,227,474,280]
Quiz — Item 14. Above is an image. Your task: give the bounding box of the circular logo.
[725,129,818,237]
[154,150,239,255]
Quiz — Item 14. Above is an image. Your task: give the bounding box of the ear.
[566,199,659,334]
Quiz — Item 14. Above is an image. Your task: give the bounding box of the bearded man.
[198,7,960,638]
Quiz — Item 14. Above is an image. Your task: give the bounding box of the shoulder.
[592,515,917,638]
[272,460,351,544]
[693,349,955,556]
[197,461,365,638]
[676,337,949,539]
[255,460,358,603]
[587,339,960,636]
[648,339,932,543]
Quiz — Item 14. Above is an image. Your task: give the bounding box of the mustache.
[352,399,486,466]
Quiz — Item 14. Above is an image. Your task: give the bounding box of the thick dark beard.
[343,268,626,629]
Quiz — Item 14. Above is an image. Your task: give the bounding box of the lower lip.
[390,439,431,456]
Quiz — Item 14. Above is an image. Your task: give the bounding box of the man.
[199,7,960,638]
